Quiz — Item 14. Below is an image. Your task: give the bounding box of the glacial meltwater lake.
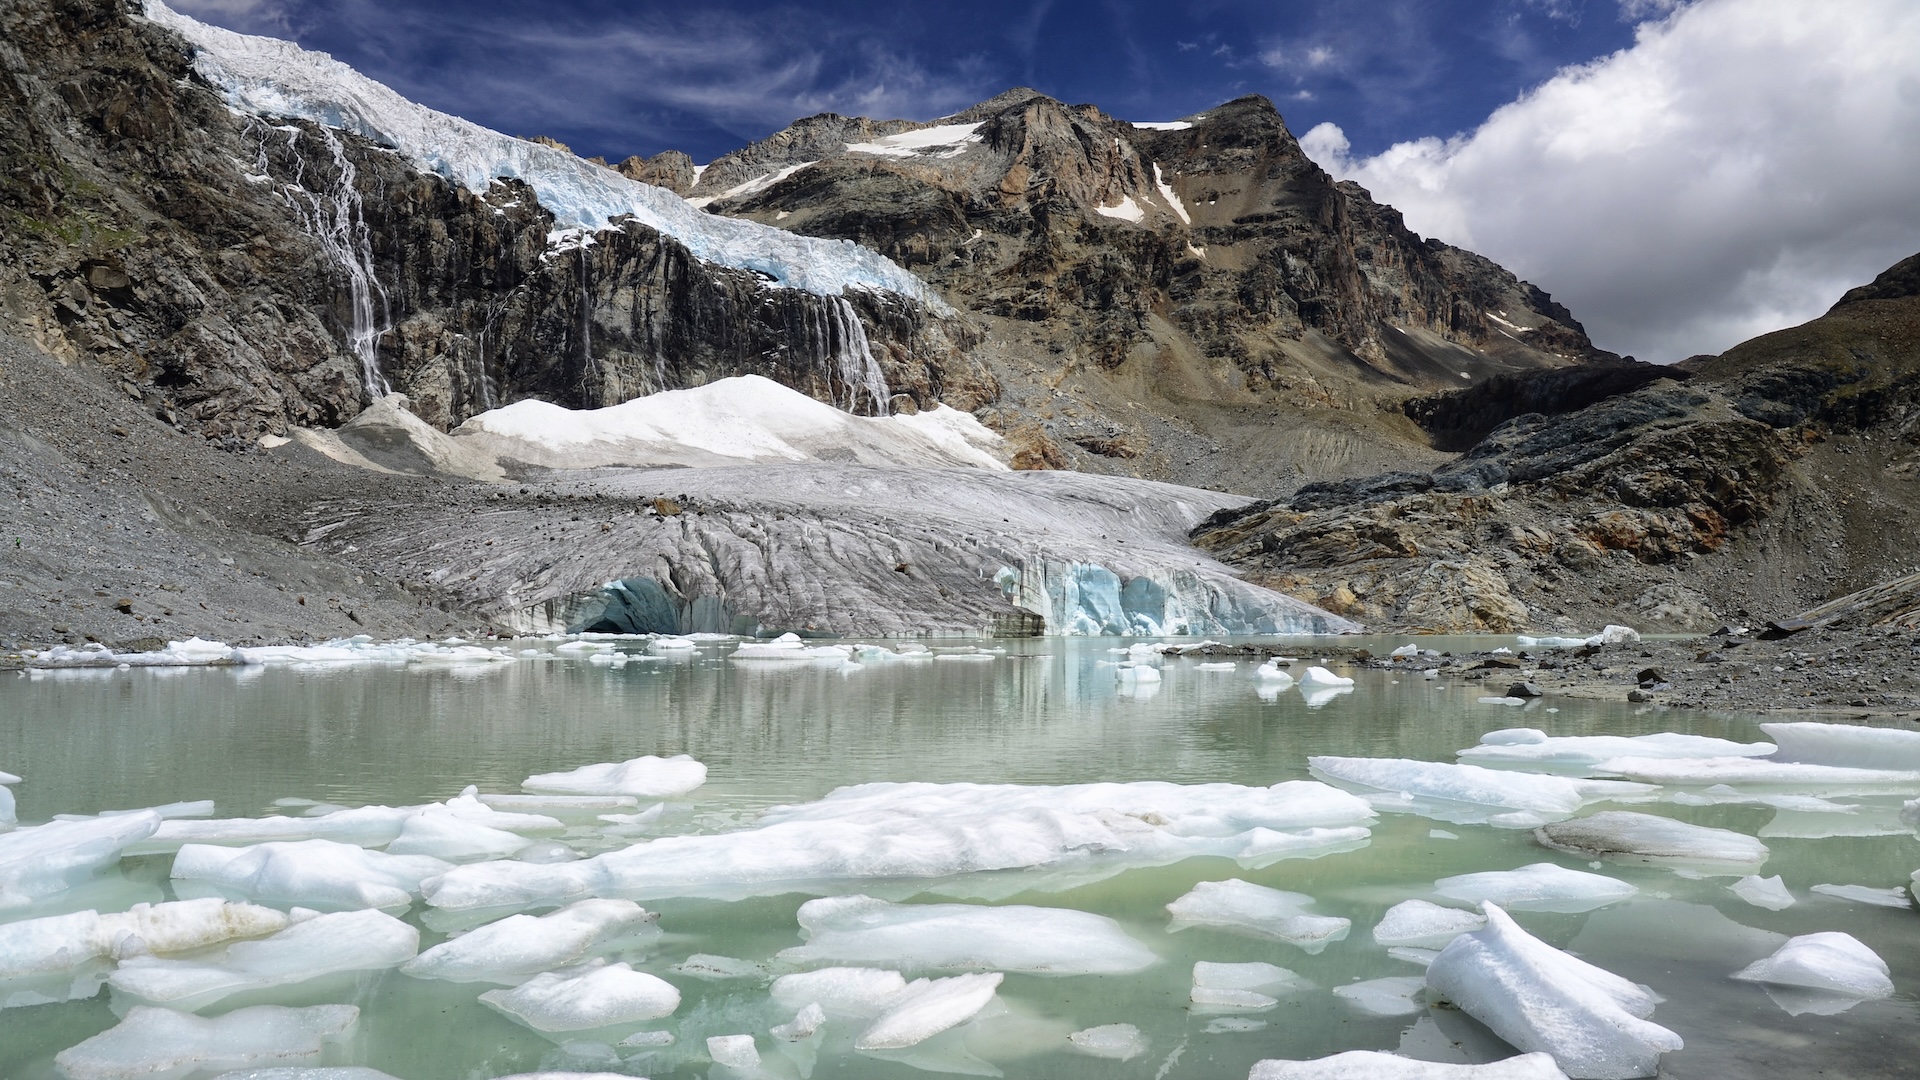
[2,636,1916,1079]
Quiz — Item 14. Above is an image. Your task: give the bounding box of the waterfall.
[826,296,891,416]
[256,121,392,399]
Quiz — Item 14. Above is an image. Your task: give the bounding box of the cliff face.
[665,90,1613,492]
[0,0,984,443]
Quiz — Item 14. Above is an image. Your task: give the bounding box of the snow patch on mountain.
[845,123,984,158]
[140,2,945,308]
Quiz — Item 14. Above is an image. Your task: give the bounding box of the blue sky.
[173,0,1646,164]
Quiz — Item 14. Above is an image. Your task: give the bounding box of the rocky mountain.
[1191,251,1920,632]
[678,90,1614,492]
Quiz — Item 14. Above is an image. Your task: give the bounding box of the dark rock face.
[0,0,981,443]
[1404,360,1690,452]
[1191,250,1920,632]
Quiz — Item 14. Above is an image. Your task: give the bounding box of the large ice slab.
[778,894,1156,975]
[1591,757,1920,787]
[1251,1051,1573,1079]
[478,962,681,1032]
[1166,879,1350,953]
[1435,863,1637,914]
[0,810,161,910]
[401,899,659,984]
[1372,899,1487,949]
[0,899,288,1008]
[1426,903,1681,1079]
[424,779,1374,910]
[771,966,910,1016]
[1459,730,1773,771]
[108,909,418,1011]
[1309,757,1655,825]
[522,755,707,798]
[1534,812,1768,873]
[172,840,452,911]
[1761,721,1920,770]
[854,972,1003,1050]
[143,4,942,305]
[55,1003,359,1080]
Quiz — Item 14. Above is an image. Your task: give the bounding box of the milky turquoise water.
[1,637,1915,1079]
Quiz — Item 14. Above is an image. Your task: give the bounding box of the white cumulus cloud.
[1301,0,1920,361]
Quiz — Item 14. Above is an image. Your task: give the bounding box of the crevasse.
[142,2,948,310]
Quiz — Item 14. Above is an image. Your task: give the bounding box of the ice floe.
[1190,960,1313,1011]
[1590,757,1920,787]
[1426,903,1681,1079]
[853,972,1003,1050]
[108,909,417,1011]
[423,779,1374,909]
[1250,1050,1573,1078]
[1434,863,1637,913]
[0,810,162,909]
[1068,1022,1147,1060]
[1533,812,1768,873]
[400,899,658,984]
[1372,899,1487,949]
[1298,666,1353,688]
[0,899,288,1008]
[1333,975,1427,1016]
[172,839,452,911]
[1810,882,1912,908]
[1728,874,1796,911]
[770,966,909,1016]
[1760,721,1920,771]
[55,1003,360,1080]
[1166,879,1350,953]
[1308,757,1656,825]
[478,962,681,1033]
[1458,729,1773,771]
[778,894,1156,974]
[1731,932,1893,1014]
[522,755,708,798]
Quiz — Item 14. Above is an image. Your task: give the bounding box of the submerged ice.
[779,894,1156,975]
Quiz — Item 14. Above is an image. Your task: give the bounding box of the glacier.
[141,2,945,307]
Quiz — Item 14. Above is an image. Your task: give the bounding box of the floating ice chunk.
[1810,883,1912,908]
[707,1034,760,1068]
[479,962,681,1032]
[1390,644,1421,658]
[108,909,418,1011]
[1426,903,1680,1079]
[1479,697,1529,707]
[1518,635,1592,649]
[1236,825,1373,865]
[1068,1022,1147,1060]
[1198,662,1236,671]
[1584,625,1640,646]
[771,1002,826,1041]
[1192,960,1311,1007]
[478,793,641,818]
[0,899,288,1008]
[1298,666,1353,688]
[522,755,707,798]
[1334,976,1427,1016]
[1166,880,1350,953]
[771,966,908,1016]
[670,954,766,981]
[1255,660,1294,686]
[384,805,535,862]
[1116,663,1162,683]
[1668,786,1852,812]
[1460,730,1773,770]
[208,1060,399,1068]
[1761,721,1920,770]
[0,810,162,909]
[1309,757,1655,823]
[1434,863,1636,914]
[1904,798,1920,832]
[1591,756,1920,787]
[140,806,419,852]
[1728,875,1795,911]
[1732,932,1893,1000]
[172,839,452,911]
[854,972,1002,1050]
[1372,900,1486,949]
[779,895,1156,974]
[55,1004,359,1080]
[424,779,1374,909]
[1389,947,1442,967]
[54,800,218,823]
[1250,1050,1573,1078]
[401,899,659,984]
[1534,812,1769,873]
